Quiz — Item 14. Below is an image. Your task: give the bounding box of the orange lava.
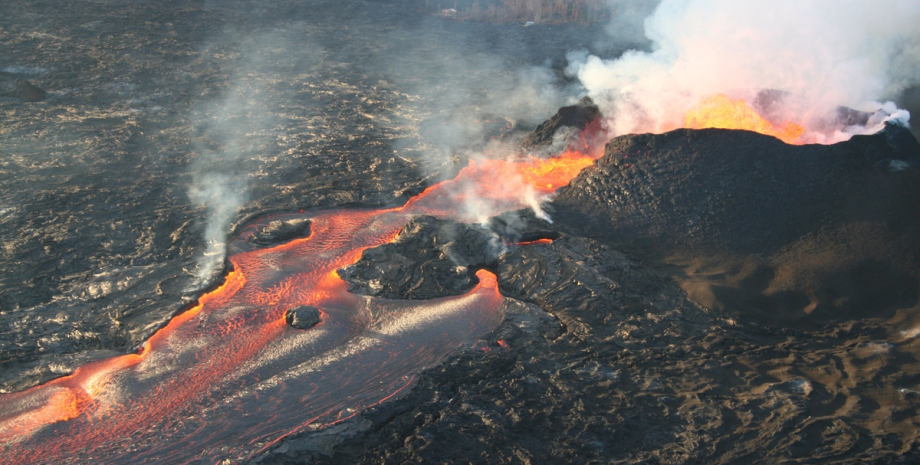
[517,151,597,192]
[683,94,805,144]
[515,238,554,246]
[462,149,597,196]
[0,134,599,463]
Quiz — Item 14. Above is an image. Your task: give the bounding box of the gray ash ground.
[4,1,920,464]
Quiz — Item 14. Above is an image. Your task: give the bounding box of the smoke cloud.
[568,0,920,142]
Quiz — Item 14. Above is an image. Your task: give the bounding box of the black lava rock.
[0,71,47,102]
[338,216,502,300]
[339,211,570,301]
[285,305,321,330]
[554,122,920,253]
[250,218,311,246]
[519,96,600,150]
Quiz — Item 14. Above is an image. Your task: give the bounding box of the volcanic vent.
[299,103,920,464]
[554,121,920,322]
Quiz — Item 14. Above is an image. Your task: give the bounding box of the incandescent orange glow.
[683,94,805,144]
[516,150,597,192]
[515,238,554,246]
[461,149,597,197]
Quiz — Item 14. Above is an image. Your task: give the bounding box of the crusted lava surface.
[249,217,312,247]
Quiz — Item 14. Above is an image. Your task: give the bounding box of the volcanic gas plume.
[0,140,600,463]
[569,0,919,143]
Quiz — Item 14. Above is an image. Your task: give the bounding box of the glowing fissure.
[515,238,554,246]
[0,143,600,464]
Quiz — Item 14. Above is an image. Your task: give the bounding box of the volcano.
[4,80,920,465]
[3,1,920,464]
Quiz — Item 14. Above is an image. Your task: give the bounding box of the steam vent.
[3,1,920,464]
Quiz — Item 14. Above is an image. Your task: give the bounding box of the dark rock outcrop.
[0,71,47,102]
[519,96,600,150]
[338,216,502,300]
[285,305,322,330]
[249,218,311,246]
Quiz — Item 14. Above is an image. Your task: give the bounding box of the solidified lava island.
[2,1,920,464]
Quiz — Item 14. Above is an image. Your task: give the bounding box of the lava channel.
[0,145,601,464]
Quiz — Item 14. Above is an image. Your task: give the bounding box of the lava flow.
[0,143,600,463]
[683,93,806,144]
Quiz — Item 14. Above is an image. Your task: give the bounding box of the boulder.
[250,218,311,246]
[285,305,322,330]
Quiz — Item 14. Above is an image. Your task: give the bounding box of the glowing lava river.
[0,147,597,463]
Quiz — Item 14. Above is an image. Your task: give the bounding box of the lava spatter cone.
[553,121,920,324]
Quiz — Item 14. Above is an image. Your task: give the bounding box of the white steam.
[454,161,554,226]
[597,0,660,50]
[186,33,286,286]
[187,173,246,285]
[455,171,553,225]
[373,22,582,223]
[568,0,920,142]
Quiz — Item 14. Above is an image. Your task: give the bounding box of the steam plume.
[187,33,284,286]
[187,172,246,285]
[373,21,581,223]
[596,0,660,50]
[568,0,920,142]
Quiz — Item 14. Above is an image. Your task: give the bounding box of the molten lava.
[683,94,805,144]
[515,238,554,246]
[0,139,601,463]
[516,151,597,192]
[458,150,596,198]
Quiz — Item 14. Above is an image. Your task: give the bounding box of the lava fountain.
[0,140,601,463]
[683,94,806,144]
